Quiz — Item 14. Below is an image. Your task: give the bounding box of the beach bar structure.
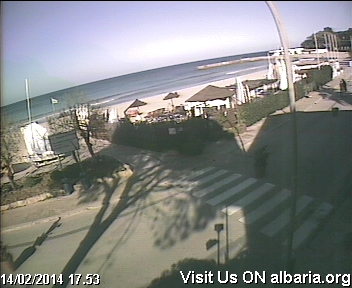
[185,85,235,117]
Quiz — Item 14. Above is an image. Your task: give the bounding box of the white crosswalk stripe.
[177,166,333,250]
[206,178,257,206]
[181,166,215,181]
[221,183,275,215]
[239,189,291,225]
[283,202,333,249]
[176,166,222,191]
[260,195,313,237]
[193,173,242,198]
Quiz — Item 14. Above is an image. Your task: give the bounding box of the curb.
[2,167,134,233]
[1,192,55,212]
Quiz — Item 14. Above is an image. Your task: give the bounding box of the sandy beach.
[109,69,269,120]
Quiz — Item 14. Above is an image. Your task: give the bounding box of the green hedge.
[239,65,333,126]
[111,117,232,156]
[50,155,124,184]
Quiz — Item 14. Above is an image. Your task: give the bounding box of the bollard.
[332,107,339,117]
[62,178,74,195]
[80,173,91,190]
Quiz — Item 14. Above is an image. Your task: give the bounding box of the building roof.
[186,85,234,102]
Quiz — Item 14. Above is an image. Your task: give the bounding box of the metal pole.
[324,33,329,61]
[25,79,32,124]
[217,231,220,265]
[225,206,229,263]
[334,34,339,60]
[328,33,333,61]
[265,1,298,273]
[314,32,320,69]
[25,79,35,154]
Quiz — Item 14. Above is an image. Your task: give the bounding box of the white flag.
[51,98,59,104]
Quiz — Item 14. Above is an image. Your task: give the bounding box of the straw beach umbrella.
[124,99,147,116]
[163,92,179,111]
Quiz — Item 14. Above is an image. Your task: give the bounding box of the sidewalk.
[1,66,351,232]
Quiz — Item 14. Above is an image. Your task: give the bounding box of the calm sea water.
[1,51,269,125]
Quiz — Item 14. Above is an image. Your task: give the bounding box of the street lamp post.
[265,1,298,273]
[214,223,224,265]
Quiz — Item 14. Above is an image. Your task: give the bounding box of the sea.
[1,50,269,125]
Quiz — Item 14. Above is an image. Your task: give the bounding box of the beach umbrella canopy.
[124,99,147,115]
[186,85,234,102]
[126,99,147,109]
[236,76,246,104]
[163,92,179,109]
[163,92,179,101]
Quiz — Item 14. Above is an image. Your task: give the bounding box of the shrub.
[23,176,42,188]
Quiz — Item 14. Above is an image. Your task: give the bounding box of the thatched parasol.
[185,85,234,102]
[163,92,179,109]
[124,99,147,116]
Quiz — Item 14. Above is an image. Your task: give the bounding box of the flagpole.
[314,32,320,70]
[25,79,35,155]
[25,79,32,124]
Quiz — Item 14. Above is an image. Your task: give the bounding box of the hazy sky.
[1,1,351,106]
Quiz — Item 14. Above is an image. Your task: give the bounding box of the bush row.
[111,117,233,156]
[239,65,333,126]
[50,155,124,184]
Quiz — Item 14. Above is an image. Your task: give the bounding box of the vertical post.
[25,79,35,154]
[225,206,229,263]
[214,223,224,265]
[217,230,220,265]
[314,32,320,69]
[330,34,336,60]
[265,1,297,274]
[25,79,32,124]
[334,34,339,60]
[324,33,330,61]
[328,33,333,60]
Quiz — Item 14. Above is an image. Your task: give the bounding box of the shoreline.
[107,68,269,120]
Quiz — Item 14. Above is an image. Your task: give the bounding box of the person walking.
[254,146,269,178]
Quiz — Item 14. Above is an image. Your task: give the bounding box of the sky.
[1,1,351,106]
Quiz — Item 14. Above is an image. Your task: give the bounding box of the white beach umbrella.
[267,62,275,80]
[273,59,281,80]
[279,58,288,90]
[108,108,118,123]
[236,76,246,104]
[332,61,339,78]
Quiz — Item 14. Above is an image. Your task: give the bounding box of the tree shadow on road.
[54,145,220,287]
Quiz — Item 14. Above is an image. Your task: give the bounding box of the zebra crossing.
[175,166,333,250]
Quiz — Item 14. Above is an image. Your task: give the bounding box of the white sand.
[108,69,269,119]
